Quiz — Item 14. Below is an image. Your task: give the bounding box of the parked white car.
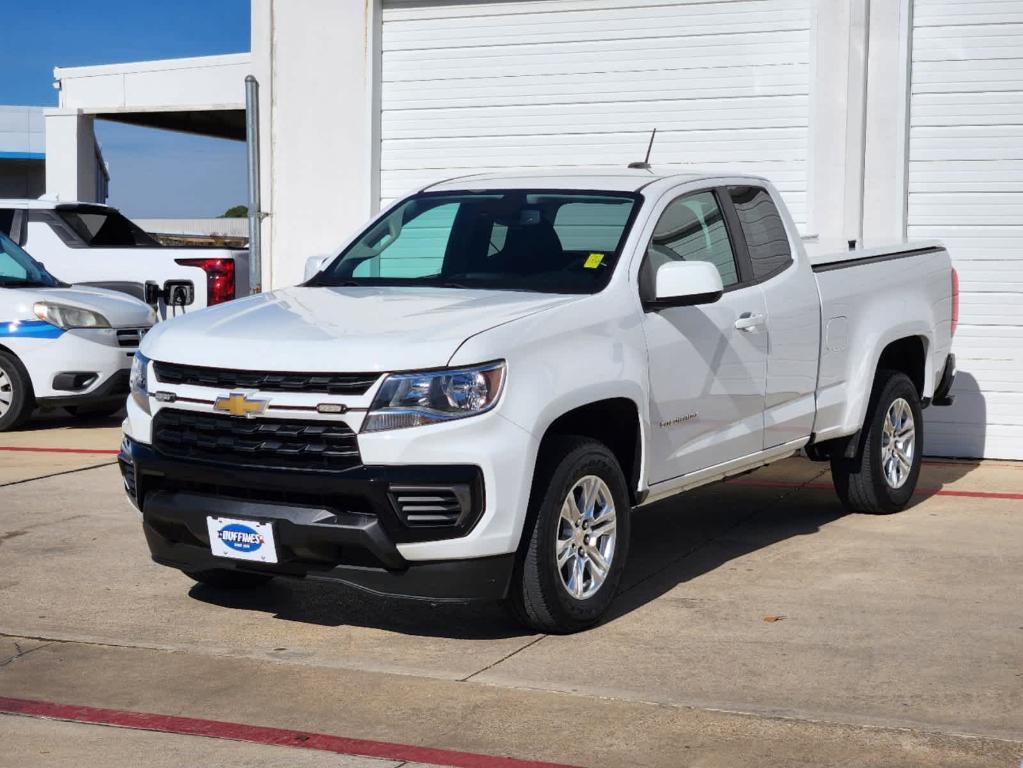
[0,232,155,430]
[0,201,249,319]
[121,169,957,632]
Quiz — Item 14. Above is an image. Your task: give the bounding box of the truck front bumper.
[119,437,515,601]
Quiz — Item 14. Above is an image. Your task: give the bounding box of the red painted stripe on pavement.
[0,697,579,768]
[0,446,119,455]
[725,478,1023,500]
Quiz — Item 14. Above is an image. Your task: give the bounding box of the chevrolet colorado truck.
[120,169,957,633]
[0,200,249,318]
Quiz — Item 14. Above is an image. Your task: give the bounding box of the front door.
[640,189,768,484]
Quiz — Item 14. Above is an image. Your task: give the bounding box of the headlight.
[362,361,506,433]
[34,302,110,329]
[130,352,151,414]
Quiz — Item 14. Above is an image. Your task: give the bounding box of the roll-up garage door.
[379,0,813,227]
[908,0,1023,459]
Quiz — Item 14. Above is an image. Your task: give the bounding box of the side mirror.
[644,261,724,310]
[304,255,332,282]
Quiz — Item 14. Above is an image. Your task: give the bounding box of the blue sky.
[2,1,250,217]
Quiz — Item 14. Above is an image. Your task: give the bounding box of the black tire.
[184,569,274,589]
[65,403,125,418]
[831,370,923,514]
[509,437,631,634]
[0,352,34,432]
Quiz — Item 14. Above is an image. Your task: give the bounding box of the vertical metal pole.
[245,75,262,294]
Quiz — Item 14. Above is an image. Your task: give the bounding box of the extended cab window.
[727,186,792,281]
[55,206,159,247]
[640,191,738,299]
[0,210,14,237]
[313,190,640,294]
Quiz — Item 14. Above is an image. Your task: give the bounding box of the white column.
[43,109,99,203]
[252,0,382,289]
[808,0,870,247]
[862,0,913,242]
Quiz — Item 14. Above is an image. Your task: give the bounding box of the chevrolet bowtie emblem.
[213,393,268,418]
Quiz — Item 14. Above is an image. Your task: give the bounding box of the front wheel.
[509,437,631,634]
[0,352,34,432]
[831,370,923,513]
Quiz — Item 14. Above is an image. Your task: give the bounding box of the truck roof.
[0,198,113,210]
[425,168,772,193]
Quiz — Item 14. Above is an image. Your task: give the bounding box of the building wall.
[251,0,380,290]
[0,106,47,198]
[0,159,45,198]
[257,0,1023,459]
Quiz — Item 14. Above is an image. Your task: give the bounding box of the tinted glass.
[353,202,457,278]
[313,191,640,295]
[728,186,791,280]
[0,233,60,287]
[0,210,13,237]
[641,191,738,298]
[56,206,159,247]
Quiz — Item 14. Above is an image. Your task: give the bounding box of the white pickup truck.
[120,169,957,633]
[0,200,249,318]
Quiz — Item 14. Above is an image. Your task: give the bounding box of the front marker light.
[362,361,506,433]
[130,352,151,414]
[33,302,110,329]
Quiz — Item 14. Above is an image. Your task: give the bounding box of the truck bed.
[808,240,954,443]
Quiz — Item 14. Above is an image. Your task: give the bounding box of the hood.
[8,285,155,328]
[142,285,582,372]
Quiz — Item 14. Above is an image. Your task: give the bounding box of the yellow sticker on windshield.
[584,253,605,269]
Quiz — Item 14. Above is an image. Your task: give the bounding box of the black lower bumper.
[38,369,130,409]
[120,437,512,601]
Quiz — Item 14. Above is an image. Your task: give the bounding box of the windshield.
[310,190,642,294]
[56,205,159,247]
[0,233,61,288]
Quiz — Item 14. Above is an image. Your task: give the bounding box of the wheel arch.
[535,397,644,506]
[809,334,930,461]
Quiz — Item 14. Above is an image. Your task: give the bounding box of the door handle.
[734,312,766,332]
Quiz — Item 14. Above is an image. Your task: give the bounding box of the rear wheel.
[509,437,631,634]
[0,352,34,432]
[831,370,923,513]
[184,569,274,589]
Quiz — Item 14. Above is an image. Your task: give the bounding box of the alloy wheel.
[556,475,617,600]
[881,397,916,489]
[0,368,13,418]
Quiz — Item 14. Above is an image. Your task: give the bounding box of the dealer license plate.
[206,516,278,564]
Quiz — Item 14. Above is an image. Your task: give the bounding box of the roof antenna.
[628,129,657,170]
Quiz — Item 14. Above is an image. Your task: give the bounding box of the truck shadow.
[187,458,985,640]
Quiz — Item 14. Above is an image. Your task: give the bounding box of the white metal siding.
[380,0,812,226]
[909,0,1023,459]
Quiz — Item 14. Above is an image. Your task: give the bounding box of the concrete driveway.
[1,416,1021,767]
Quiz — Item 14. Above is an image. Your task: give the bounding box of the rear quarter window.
[728,186,792,281]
